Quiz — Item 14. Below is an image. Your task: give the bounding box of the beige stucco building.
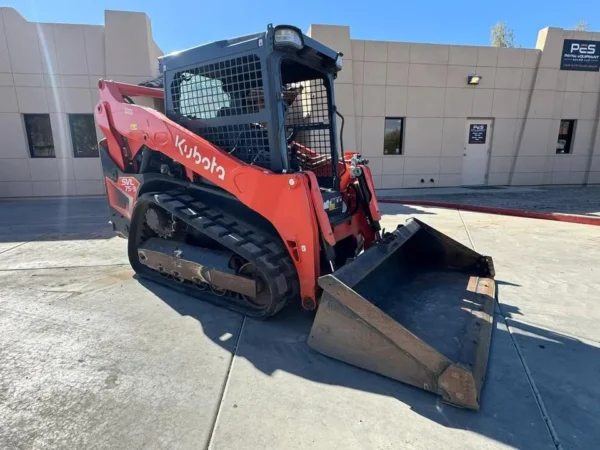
[0,8,598,196]
[0,8,161,197]
[308,25,600,189]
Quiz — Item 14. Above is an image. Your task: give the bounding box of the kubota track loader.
[96,25,496,409]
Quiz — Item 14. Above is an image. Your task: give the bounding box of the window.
[69,114,99,158]
[179,74,231,119]
[170,55,271,170]
[171,55,263,120]
[383,118,404,155]
[556,120,576,154]
[24,114,55,158]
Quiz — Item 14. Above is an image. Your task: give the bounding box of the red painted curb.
[379,199,600,226]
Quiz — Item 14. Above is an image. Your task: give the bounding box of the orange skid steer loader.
[96,25,496,409]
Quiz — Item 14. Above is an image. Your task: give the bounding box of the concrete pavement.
[0,195,599,449]
[377,185,600,217]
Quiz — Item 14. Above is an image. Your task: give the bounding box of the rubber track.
[130,189,299,318]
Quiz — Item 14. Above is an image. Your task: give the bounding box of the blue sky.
[5,0,599,53]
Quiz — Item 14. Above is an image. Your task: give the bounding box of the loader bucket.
[308,218,496,410]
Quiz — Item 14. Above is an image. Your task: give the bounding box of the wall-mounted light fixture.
[467,75,482,85]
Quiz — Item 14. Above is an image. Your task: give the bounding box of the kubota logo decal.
[175,135,226,180]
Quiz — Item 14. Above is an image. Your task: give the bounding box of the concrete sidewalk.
[0,198,599,449]
[377,185,600,217]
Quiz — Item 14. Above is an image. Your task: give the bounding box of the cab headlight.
[274,27,303,50]
[335,54,343,70]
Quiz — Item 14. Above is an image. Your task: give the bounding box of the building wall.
[308,25,600,188]
[0,11,598,197]
[0,8,161,197]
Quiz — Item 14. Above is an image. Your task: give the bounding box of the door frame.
[462,118,494,186]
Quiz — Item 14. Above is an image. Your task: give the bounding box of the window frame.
[68,113,99,158]
[23,113,55,158]
[383,117,405,156]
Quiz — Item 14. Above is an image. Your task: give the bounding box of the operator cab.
[160,25,347,221]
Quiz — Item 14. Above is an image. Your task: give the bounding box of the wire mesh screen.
[284,78,334,180]
[170,54,270,168]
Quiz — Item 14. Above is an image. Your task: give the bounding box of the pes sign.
[560,39,600,72]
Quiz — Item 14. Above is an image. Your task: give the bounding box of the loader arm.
[95,79,333,303]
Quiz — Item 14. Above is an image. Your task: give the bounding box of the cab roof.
[159,25,339,73]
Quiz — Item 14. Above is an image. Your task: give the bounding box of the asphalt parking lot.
[1,193,599,450]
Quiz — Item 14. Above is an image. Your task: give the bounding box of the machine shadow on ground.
[0,225,116,245]
[0,198,112,243]
[138,277,599,449]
